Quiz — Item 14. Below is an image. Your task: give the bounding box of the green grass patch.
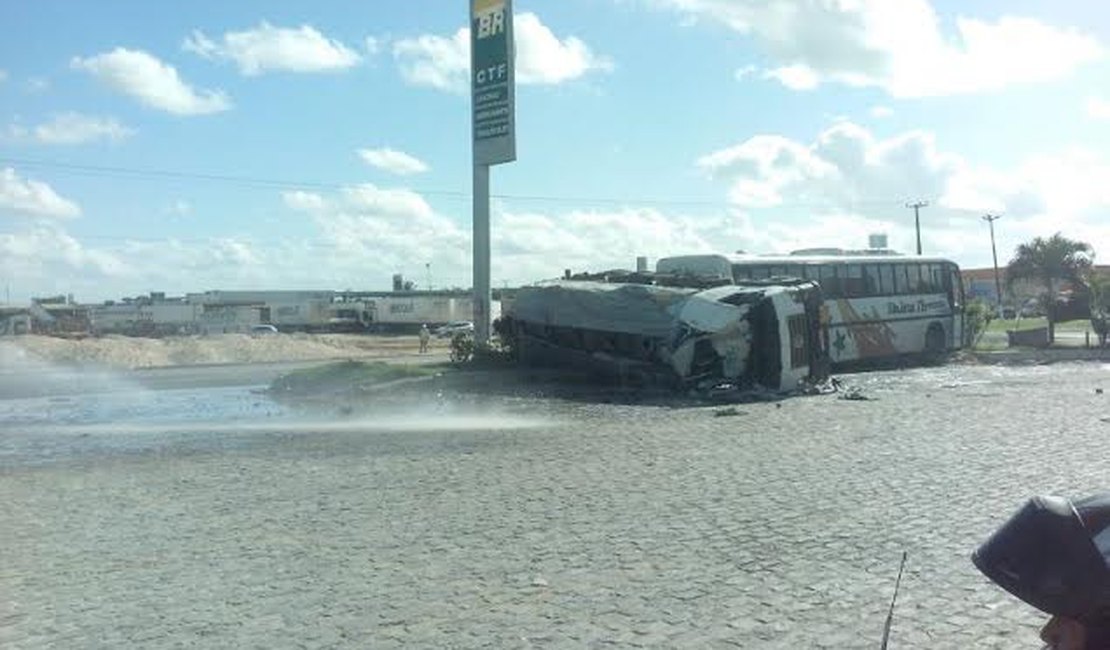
[270,360,443,395]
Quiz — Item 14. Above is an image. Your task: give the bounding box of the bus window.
[769,265,787,277]
[843,264,865,297]
[930,264,944,293]
[947,263,963,309]
[893,264,910,294]
[879,264,894,296]
[920,264,934,293]
[801,265,817,281]
[906,264,923,294]
[864,265,882,296]
[818,265,841,297]
[750,266,770,279]
[783,265,803,279]
[732,265,752,280]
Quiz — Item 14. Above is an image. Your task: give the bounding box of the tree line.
[1005,233,1107,343]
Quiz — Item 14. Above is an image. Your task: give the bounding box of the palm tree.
[1088,270,1110,347]
[1005,233,1094,342]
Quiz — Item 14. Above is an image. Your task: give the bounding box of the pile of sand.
[4,333,446,369]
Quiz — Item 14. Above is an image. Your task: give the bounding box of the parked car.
[250,324,279,336]
[435,321,474,338]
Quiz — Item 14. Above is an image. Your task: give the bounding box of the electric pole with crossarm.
[982,214,1003,311]
[906,201,928,255]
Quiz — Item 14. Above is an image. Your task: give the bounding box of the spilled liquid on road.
[0,344,550,468]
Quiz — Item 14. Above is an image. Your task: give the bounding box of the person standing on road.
[418,324,430,354]
[973,493,1110,649]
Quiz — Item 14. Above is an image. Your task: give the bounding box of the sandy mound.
[3,333,447,369]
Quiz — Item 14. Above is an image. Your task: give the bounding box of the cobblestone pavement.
[3,362,1109,648]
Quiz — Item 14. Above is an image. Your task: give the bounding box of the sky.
[2,0,1110,302]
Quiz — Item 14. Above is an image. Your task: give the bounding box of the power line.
[0,230,351,249]
[2,156,943,210]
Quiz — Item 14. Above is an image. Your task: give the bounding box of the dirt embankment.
[2,333,447,369]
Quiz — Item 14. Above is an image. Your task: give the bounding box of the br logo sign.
[474,0,506,39]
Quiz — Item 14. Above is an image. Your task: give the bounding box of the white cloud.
[869,105,894,119]
[493,207,717,281]
[340,184,437,220]
[392,29,469,92]
[167,199,191,217]
[14,112,134,145]
[0,226,127,292]
[763,64,819,90]
[282,182,718,286]
[513,13,614,84]
[697,122,1110,266]
[26,77,49,93]
[183,22,362,75]
[283,184,470,282]
[392,12,612,92]
[0,226,282,300]
[282,190,328,213]
[1087,97,1110,120]
[700,121,972,212]
[357,147,429,175]
[0,69,7,82]
[655,0,1102,97]
[0,167,82,219]
[71,48,231,115]
[733,64,757,81]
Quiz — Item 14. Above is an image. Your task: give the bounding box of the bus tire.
[924,323,946,363]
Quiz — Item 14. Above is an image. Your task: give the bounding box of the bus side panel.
[825,294,953,363]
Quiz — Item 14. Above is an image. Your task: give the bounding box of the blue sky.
[2,0,1110,302]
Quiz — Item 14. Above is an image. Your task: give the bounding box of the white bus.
[657,253,966,364]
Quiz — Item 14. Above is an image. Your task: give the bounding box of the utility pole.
[983,214,1003,311]
[906,201,928,255]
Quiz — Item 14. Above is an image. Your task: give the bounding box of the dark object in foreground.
[973,493,1110,647]
[880,551,907,650]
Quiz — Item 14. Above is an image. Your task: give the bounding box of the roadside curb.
[965,347,1109,365]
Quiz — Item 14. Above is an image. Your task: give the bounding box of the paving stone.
[2,362,1103,648]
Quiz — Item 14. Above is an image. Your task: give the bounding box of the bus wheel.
[924,323,946,363]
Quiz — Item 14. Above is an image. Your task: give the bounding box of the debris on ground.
[801,376,842,395]
[714,406,744,417]
[838,386,875,401]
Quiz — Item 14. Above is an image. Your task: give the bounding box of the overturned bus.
[503,277,830,392]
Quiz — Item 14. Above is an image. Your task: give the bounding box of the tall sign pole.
[470,0,516,345]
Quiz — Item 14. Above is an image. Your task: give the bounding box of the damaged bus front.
[504,279,829,392]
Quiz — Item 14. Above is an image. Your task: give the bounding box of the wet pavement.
[2,359,1109,648]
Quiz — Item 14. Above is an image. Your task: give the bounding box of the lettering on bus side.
[887,299,949,315]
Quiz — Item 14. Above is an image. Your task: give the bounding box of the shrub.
[965,299,996,348]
